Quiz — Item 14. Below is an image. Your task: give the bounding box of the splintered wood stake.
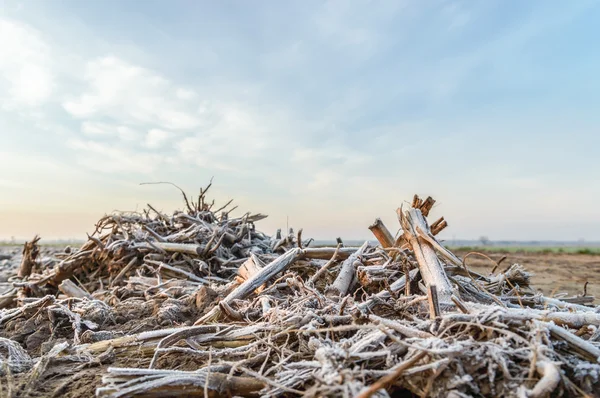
[59,280,92,299]
[411,194,422,208]
[301,247,357,260]
[430,217,447,236]
[451,295,469,314]
[399,207,454,302]
[18,235,40,278]
[236,254,265,294]
[368,218,395,248]
[327,241,369,297]
[419,196,436,217]
[428,285,440,319]
[194,248,303,325]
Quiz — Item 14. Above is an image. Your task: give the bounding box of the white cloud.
[144,128,171,148]
[292,146,369,167]
[81,121,142,141]
[0,18,54,107]
[116,126,141,141]
[314,1,377,47]
[311,0,409,59]
[2,4,599,241]
[0,150,86,191]
[306,170,340,191]
[63,56,202,130]
[0,178,25,189]
[81,121,113,136]
[61,55,289,174]
[67,139,165,174]
[174,102,277,171]
[262,41,306,71]
[176,88,196,100]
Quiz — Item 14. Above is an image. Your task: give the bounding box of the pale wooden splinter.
[398,207,454,303]
[326,241,369,298]
[368,219,395,248]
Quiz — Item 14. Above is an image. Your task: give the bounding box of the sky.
[1,0,600,242]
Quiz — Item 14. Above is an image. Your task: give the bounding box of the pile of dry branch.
[1,184,600,397]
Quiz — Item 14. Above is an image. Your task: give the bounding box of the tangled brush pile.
[0,184,599,397]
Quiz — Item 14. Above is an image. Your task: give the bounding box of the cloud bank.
[1,0,599,241]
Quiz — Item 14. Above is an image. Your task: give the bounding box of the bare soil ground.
[455,250,600,301]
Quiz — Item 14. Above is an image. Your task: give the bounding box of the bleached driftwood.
[137,242,203,256]
[302,247,357,260]
[356,268,420,313]
[398,207,454,302]
[17,236,40,278]
[309,244,342,284]
[519,360,561,398]
[446,304,600,329]
[58,280,92,299]
[369,219,395,248]
[547,322,600,362]
[0,337,33,375]
[80,324,229,355]
[195,248,303,324]
[430,217,447,236]
[97,367,265,397]
[6,189,600,397]
[327,241,369,297]
[237,254,263,282]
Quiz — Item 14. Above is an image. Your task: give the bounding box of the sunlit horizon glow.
[1,1,600,242]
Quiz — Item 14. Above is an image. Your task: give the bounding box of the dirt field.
[454,250,600,302]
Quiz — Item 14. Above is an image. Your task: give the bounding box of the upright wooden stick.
[368,219,395,248]
[398,207,454,302]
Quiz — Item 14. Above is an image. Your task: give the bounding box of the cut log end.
[18,235,41,279]
[368,218,395,248]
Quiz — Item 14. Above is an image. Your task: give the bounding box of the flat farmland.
[453,249,600,301]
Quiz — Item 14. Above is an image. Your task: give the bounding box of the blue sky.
[1,0,599,241]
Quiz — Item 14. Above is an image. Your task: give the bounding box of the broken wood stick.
[368,314,433,339]
[428,285,440,319]
[398,207,454,302]
[18,235,40,278]
[0,288,17,310]
[301,247,357,260]
[237,254,263,283]
[419,196,435,217]
[309,244,342,285]
[137,242,203,256]
[195,248,303,324]
[368,219,395,248]
[411,194,423,209]
[547,322,600,362]
[97,367,265,397]
[58,280,92,299]
[355,268,420,313]
[521,360,561,398]
[430,217,447,236]
[80,324,228,355]
[326,241,369,297]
